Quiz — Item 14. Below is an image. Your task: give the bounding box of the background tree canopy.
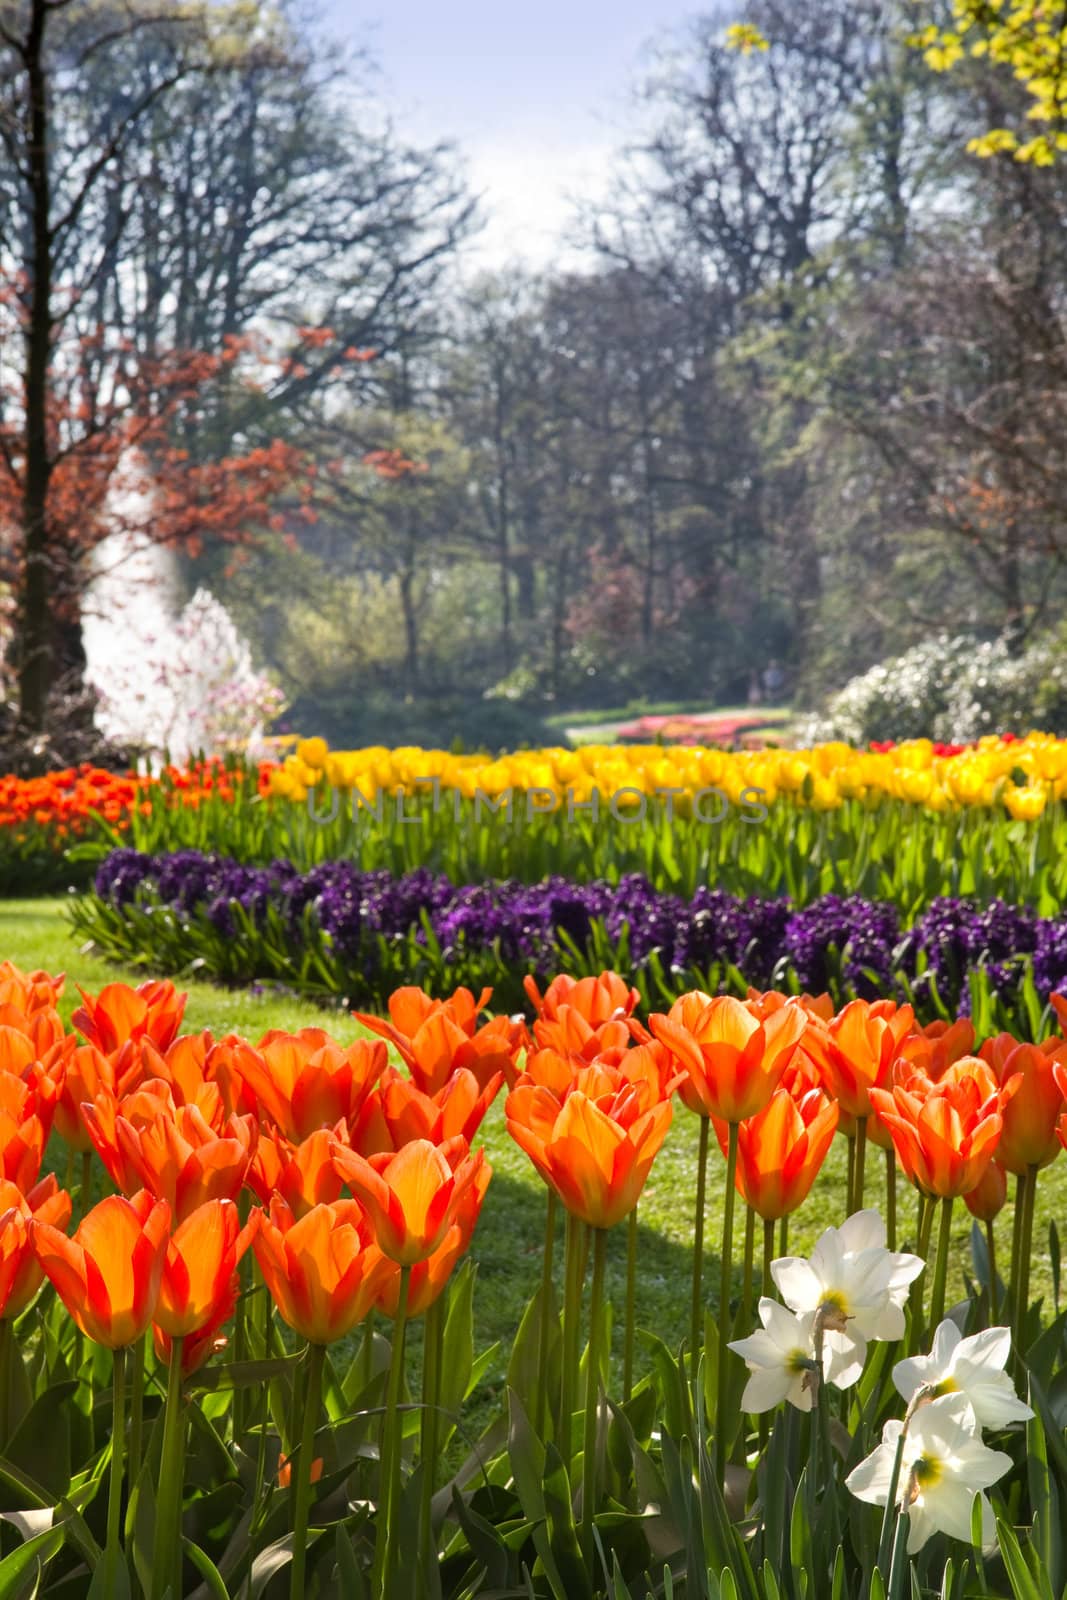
[2,0,1065,751]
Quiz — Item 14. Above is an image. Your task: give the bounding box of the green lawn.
[1,897,1060,1411]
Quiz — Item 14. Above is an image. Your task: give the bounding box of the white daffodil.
[893,1321,1033,1431]
[728,1298,818,1413]
[846,1392,1011,1553]
[771,1209,924,1378]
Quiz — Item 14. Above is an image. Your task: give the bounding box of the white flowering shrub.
[89,587,285,764]
[803,630,1067,744]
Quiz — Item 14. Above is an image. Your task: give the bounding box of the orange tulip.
[351,1065,502,1155]
[963,1157,1008,1222]
[632,991,710,1114]
[530,1006,632,1064]
[156,1199,257,1338]
[52,1044,115,1152]
[239,1030,386,1142]
[869,1059,1009,1198]
[72,979,185,1056]
[0,1176,71,1319]
[516,1045,679,1110]
[372,983,491,1041]
[246,1126,345,1215]
[133,1034,237,1126]
[356,986,525,1093]
[110,1103,257,1222]
[506,1078,671,1229]
[722,1084,839,1222]
[650,994,807,1124]
[81,1081,179,1193]
[524,970,640,1026]
[278,1453,323,1489]
[805,998,914,1120]
[527,972,640,1059]
[374,1160,491,1318]
[899,1018,976,1082]
[331,1135,488,1265]
[0,961,64,1017]
[744,987,833,1024]
[32,1189,171,1347]
[0,1023,43,1079]
[153,1282,237,1376]
[981,1037,1065,1173]
[253,1195,391,1343]
[0,1072,55,1191]
[202,1033,265,1120]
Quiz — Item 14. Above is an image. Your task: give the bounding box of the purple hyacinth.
[90,848,1066,1013]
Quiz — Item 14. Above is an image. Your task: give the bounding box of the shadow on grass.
[466,1168,716,1403]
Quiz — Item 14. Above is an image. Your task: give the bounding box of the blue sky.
[318,0,701,267]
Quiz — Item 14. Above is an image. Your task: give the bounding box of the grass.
[2,897,1062,1424]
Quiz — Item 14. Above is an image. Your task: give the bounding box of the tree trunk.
[550,542,571,700]
[399,521,419,697]
[494,394,513,673]
[17,0,55,732]
[514,544,536,619]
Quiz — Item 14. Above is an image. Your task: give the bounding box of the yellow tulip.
[1004,784,1047,821]
[296,737,329,770]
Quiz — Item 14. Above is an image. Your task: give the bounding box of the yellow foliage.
[913,0,1067,162]
[724,21,770,54]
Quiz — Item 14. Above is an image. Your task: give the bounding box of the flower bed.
[614,710,781,745]
[0,963,1065,1596]
[0,758,273,894]
[71,848,1067,1030]
[8,735,1067,905]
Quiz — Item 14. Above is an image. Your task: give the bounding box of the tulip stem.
[623,1205,637,1404]
[1009,1172,1025,1312]
[986,1220,998,1323]
[762,1218,776,1301]
[853,1117,868,1212]
[375,1266,411,1600]
[420,1294,444,1556]
[233,1261,249,1441]
[845,1133,855,1216]
[909,1193,934,1348]
[1013,1165,1039,1360]
[561,1212,584,1459]
[104,1345,128,1597]
[778,1216,788,1257]
[79,1152,93,1221]
[538,1191,558,1436]
[928,1196,954,1334]
[290,1342,325,1600]
[740,1204,755,1334]
[690,1115,710,1399]
[581,1229,607,1573]
[715,1121,739,1482]
[360,1310,376,1396]
[917,1193,935,1259]
[128,1336,145,1491]
[152,1337,185,1600]
[885,1148,897,1250]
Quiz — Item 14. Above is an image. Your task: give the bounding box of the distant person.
[747,670,762,706]
[763,659,786,701]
